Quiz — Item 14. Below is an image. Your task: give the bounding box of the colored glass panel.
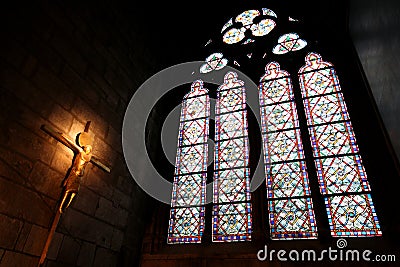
[309,122,359,158]
[325,194,382,237]
[315,155,370,195]
[250,19,276,37]
[265,161,311,198]
[261,101,299,132]
[265,129,304,163]
[213,71,252,242]
[217,111,248,141]
[172,174,206,207]
[303,92,350,125]
[222,8,277,44]
[213,203,252,242]
[260,62,317,239]
[168,80,209,244]
[168,207,205,243]
[200,53,228,74]
[235,10,260,26]
[242,38,255,45]
[272,33,307,55]
[262,8,277,18]
[299,52,381,237]
[269,198,318,239]
[221,17,233,33]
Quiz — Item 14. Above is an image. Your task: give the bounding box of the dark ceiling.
[124,0,349,68]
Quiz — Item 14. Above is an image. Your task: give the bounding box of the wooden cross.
[38,122,111,266]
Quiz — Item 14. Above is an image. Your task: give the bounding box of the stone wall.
[349,0,400,164]
[0,1,156,266]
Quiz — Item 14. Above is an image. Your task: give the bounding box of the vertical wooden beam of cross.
[38,121,111,267]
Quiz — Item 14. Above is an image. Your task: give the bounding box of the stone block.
[0,60,55,119]
[57,236,80,265]
[33,67,76,111]
[96,99,120,132]
[15,222,32,251]
[0,214,22,249]
[47,232,63,260]
[73,30,106,75]
[0,157,27,186]
[23,224,48,256]
[0,251,37,267]
[111,229,124,252]
[24,35,64,75]
[51,32,88,77]
[59,209,113,248]
[71,186,99,216]
[111,188,131,211]
[60,65,100,107]
[50,143,74,176]
[47,105,74,134]
[105,125,122,154]
[76,241,95,267]
[29,161,63,200]
[2,121,56,166]
[0,146,34,179]
[86,67,110,97]
[70,97,108,140]
[92,137,115,169]
[82,167,113,200]
[95,195,128,228]
[94,197,113,224]
[116,175,134,196]
[0,177,55,227]
[93,247,117,267]
[67,119,86,141]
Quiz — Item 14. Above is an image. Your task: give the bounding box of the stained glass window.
[213,71,252,242]
[221,18,233,33]
[168,80,210,244]
[200,53,228,74]
[298,52,382,237]
[259,62,318,239]
[235,10,260,26]
[242,38,255,45]
[222,9,276,44]
[272,33,307,55]
[262,8,277,18]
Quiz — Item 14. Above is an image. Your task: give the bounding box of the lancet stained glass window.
[259,62,318,239]
[213,71,252,242]
[168,80,210,244]
[298,52,382,237]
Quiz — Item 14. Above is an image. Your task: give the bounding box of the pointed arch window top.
[184,80,208,99]
[260,62,290,81]
[219,71,245,90]
[299,52,334,73]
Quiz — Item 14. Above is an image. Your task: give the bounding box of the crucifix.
[38,121,111,267]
